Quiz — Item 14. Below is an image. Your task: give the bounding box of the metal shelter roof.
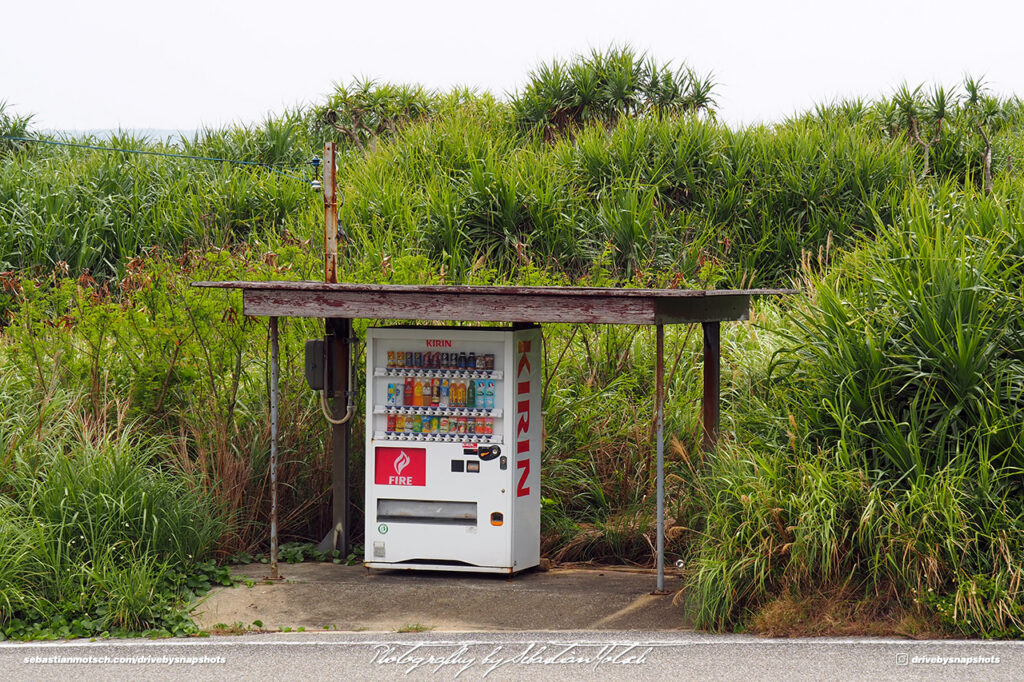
[192,281,791,324]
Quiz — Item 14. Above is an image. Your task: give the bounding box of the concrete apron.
[192,563,691,633]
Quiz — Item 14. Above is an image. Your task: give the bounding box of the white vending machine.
[363,325,542,573]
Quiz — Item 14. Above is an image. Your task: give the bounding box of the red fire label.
[375,447,426,486]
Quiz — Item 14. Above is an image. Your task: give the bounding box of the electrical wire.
[0,134,310,183]
[320,337,357,425]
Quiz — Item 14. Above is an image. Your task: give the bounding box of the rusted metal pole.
[318,141,352,557]
[323,142,338,284]
[268,316,281,580]
[655,324,666,593]
[702,321,721,451]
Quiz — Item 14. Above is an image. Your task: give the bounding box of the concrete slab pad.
[192,563,691,633]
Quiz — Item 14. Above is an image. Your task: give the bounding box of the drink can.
[386,413,396,432]
[467,417,476,434]
[486,354,494,370]
[412,414,422,433]
[387,351,395,369]
[432,378,441,406]
[404,415,413,433]
[422,415,432,434]
[395,414,405,432]
[439,417,449,434]
[422,379,432,405]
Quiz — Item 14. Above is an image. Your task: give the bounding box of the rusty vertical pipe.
[655,324,665,592]
[323,142,338,284]
[702,321,720,452]
[317,140,352,557]
[269,316,280,580]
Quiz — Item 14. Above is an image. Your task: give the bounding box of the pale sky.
[3,0,1023,131]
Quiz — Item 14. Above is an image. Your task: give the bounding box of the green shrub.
[683,187,1024,636]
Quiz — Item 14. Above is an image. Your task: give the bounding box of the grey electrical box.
[304,339,325,390]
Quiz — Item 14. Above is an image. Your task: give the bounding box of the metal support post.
[268,316,281,580]
[322,317,351,556]
[655,324,666,593]
[702,321,721,452]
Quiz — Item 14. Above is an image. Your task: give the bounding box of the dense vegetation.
[1,48,1023,637]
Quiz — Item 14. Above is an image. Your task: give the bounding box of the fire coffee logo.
[375,447,426,486]
[394,451,410,477]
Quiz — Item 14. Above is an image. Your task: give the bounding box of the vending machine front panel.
[363,326,541,573]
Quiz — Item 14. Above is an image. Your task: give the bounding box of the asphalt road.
[3,631,1021,681]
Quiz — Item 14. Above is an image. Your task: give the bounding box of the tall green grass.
[683,185,1024,636]
[8,67,1020,291]
[0,367,225,634]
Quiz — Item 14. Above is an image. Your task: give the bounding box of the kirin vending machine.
[364,325,541,573]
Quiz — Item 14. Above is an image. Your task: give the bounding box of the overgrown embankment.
[2,48,1023,637]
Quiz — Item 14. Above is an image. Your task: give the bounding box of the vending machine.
[363,325,542,573]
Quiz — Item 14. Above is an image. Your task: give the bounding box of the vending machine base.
[364,562,517,574]
[364,326,542,574]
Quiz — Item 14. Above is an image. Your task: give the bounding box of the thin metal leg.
[655,324,665,592]
[702,321,721,452]
[269,317,280,580]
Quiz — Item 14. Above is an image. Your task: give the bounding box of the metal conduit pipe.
[320,336,356,425]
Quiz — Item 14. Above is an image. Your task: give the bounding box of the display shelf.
[374,367,503,380]
[373,405,502,418]
[372,431,502,444]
